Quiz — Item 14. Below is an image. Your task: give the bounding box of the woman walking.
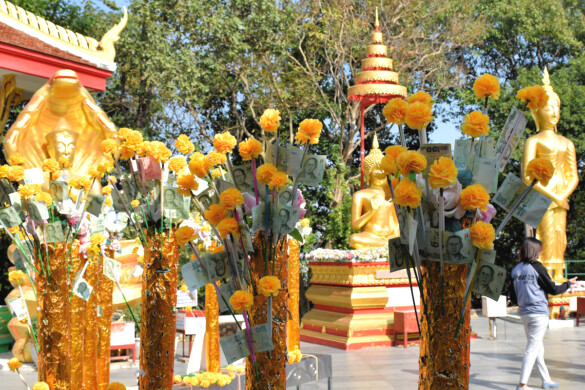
[511,237,577,390]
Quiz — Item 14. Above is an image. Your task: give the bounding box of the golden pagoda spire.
[375,7,379,32]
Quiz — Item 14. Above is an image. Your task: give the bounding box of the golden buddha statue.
[522,68,579,279]
[349,135,400,248]
[4,69,116,184]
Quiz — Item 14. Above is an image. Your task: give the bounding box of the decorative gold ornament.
[0,74,24,135]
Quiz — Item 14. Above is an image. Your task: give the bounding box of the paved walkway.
[1,316,584,389]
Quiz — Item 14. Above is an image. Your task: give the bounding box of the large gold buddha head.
[363,134,385,187]
[530,67,561,132]
[45,121,78,168]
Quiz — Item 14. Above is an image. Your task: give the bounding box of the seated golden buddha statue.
[4,69,116,187]
[349,135,400,249]
[521,68,579,280]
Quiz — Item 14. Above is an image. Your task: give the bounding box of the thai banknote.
[103,256,122,283]
[442,229,473,265]
[298,155,326,187]
[472,261,506,301]
[220,330,250,364]
[495,106,527,172]
[389,237,409,272]
[471,157,499,194]
[420,144,452,177]
[454,138,495,170]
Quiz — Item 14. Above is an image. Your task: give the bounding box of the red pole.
[360,103,366,189]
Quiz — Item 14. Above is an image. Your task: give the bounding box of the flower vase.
[139,229,180,390]
[246,234,289,390]
[419,262,470,389]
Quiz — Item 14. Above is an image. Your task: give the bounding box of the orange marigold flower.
[117,127,131,141]
[259,108,281,133]
[219,188,244,210]
[150,141,172,163]
[58,156,69,167]
[7,165,25,182]
[382,98,408,125]
[8,357,22,372]
[8,270,26,284]
[42,158,60,174]
[469,221,495,250]
[407,91,433,108]
[18,184,40,198]
[229,290,254,313]
[124,130,143,151]
[396,150,427,176]
[239,138,263,161]
[105,382,126,390]
[177,171,199,196]
[9,153,25,166]
[269,171,290,190]
[428,157,458,189]
[34,191,53,207]
[404,102,434,130]
[207,151,227,166]
[100,139,119,156]
[214,132,237,154]
[256,163,278,185]
[460,184,490,212]
[204,204,227,225]
[461,111,490,138]
[393,179,422,209]
[516,85,548,110]
[131,200,140,208]
[180,283,188,292]
[168,156,188,173]
[0,164,10,178]
[258,276,281,297]
[118,145,134,160]
[189,152,211,178]
[89,167,104,180]
[105,196,112,207]
[526,158,554,186]
[32,382,50,390]
[102,185,113,195]
[381,155,397,175]
[385,145,407,160]
[211,168,223,178]
[175,134,195,154]
[217,217,240,239]
[90,233,106,245]
[473,74,500,100]
[295,118,323,145]
[175,226,197,247]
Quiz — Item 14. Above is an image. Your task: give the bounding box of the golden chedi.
[349,135,400,248]
[522,68,579,280]
[4,69,116,188]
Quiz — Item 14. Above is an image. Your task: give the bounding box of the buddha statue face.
[367,166,387,188]
[45,130,78,168]
[531,96,560,132]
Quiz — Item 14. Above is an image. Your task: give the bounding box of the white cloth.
[519,314,552,384]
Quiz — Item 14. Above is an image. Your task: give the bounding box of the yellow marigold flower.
[131,199,140,208]
[219,188,244,210]
[78,177,92,192]
[124,130,143,151]
[256,163,278,185]
[211,168,223,178]
[109,176,117,184]
[117,127,131,141]
[526,158,555,186]
[460,184,490,212]
[58,156,69,167]
[259,108,281,133]
[42,158,60,174]
[150,141,172,163]
[175,226,197,247]
[404,102,434,130]
[269,171,290,191]
[396,150,427,176]
[385,145,407,160]
[428,157,458,189]
[207,151,227,166]
[100,139,119,155]
[229,290,254,313]
[217,217,240,239]
[98,159,114,174]
[295,118,323,145]
[258,276,281,297]
[102,185,113,195]
[34,191,53,207]
[105,196,112,207]
[135,141,152,157]
[118,145,134,160]
[516,85,548,110]
[382,98,408,125]
[239,138,263,161]
[7,165,25,182]
[89,167,105,180]
[32,382,50,390]
[90,233,106,245]
[177,171,199,196]
[168,156,188,173]
[300,218,310,227]
[461,111,490,138]
[380,155,398,175]
[393,179,422,209]
[204,204,227,225]
[18,184,40,198]
[180,283,188,292]
[0,164,10,178]
[473,74,500,100]
[173,374,182,384]
[8,357,22,372]
[175,134,195,154]
[189,152,211,178]
[105,382,126,390]
[200,379,211,388]
[9,153,25,166]
[213,132,237,154]
[469,221,495,250]
[208,243,225,254]
[407,91,433,108]
[8,270,26,284]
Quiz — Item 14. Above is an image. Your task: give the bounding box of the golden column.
[205,283,221,373]
[96,251,115,390]
[286,239,301,354]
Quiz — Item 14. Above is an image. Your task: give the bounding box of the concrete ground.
[1,316,584,389]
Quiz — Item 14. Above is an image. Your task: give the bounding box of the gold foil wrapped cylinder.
[246,234,288,390]
[97,249,115,390]
[419,262,470,389]
[205,283,220,373]
[36,242,76,390]
[83,252,100,388]
[69,247,85,389]
[139,229,180,390]
[286,239,300,353]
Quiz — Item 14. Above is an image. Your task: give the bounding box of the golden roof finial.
[375,7,379,32]
[364,133,383,175]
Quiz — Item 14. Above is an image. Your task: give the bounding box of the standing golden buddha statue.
[349,135,400,248]
[522,68,579,279]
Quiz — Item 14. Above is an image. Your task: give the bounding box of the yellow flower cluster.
[407,91,433,109]
[428,157,457,189]
[460,184,490,212]
[8,357,22,372]
[461,111,490,138]
[32,382,50,390]
[204,204,227,225]
[175,134,195,154]
[189,152,212,179]
[42,158,60,174]
[207,151,227,166]
[18,184,40,198]
[259,108,281,133]
[217,217,240,239]
[396,150,427,176]
[405,102,434,130]
[9,153,26,166]
[295,118,322,145]
[258,276,281,297]
[383,98,408,125]
[180,371,234,387]
[299,218,310,227]
[229,290,254,313]
[381,145,406,176]
[168,156,187,173]
[214,133,237,154]
[469,221,496,250]
[7,165,25,182]
[219,188,244,210]
[256,163,277,185]
[177,171,199,196]
[100,139,119,156]
[34,191,53,207]
[473,74,500,100]
[175,226,198,247]
[90,233,106,245]
[526,158,554,186]
[516,85,548,110]
[238,138,263,161]
[393,179,422,209]
[8,270,26,285]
